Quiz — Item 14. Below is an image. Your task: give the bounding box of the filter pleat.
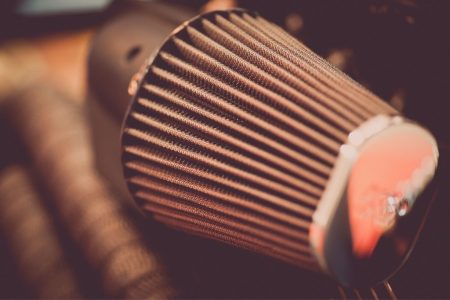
[243,13,395,114]
[121,10,396,270]
[216,14,373,121]
[125,127,319,206]
[138,88,332,178]
[171,37,348,143]
[125,145,315,218]
[136,93,329,185]
[201,18,366,126]
[145,202,315,259]
[130,111,323,197]
[185,26,356,133]
[126,165,311,230]
[159,51,341,155]
[148,66,337,168]
[134,182,310,242]
[137,191,312,255]
[153,214,318,270]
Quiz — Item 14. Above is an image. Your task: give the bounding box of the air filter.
[121,9,439,287]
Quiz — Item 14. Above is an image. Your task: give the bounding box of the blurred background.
[0,0,449,298]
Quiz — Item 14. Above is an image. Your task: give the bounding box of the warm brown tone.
[0,166,82,298]
[3,85,173,299]
[122,10,396,270]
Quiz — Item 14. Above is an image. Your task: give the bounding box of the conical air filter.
[121,9,439,287]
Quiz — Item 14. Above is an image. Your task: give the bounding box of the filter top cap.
[311,115,439,287]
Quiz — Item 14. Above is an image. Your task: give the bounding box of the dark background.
[0,0,449,298]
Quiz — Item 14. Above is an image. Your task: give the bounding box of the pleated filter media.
[120,9,439,287]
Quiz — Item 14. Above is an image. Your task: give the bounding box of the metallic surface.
[118,8,439,287]
[311,115,438,286]
[88,1,196,206]
[88,0,195,122]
